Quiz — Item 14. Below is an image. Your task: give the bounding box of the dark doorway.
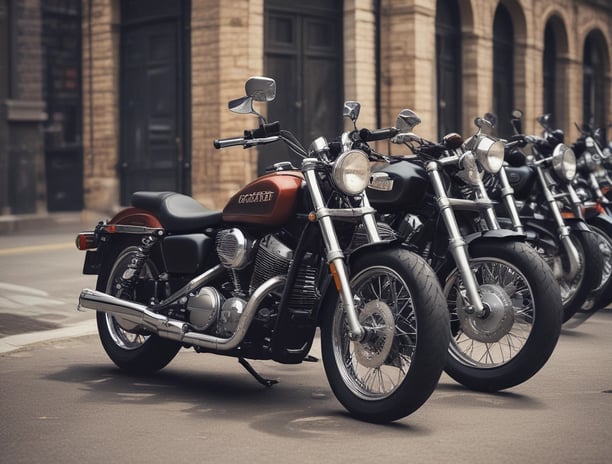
[41,0,83,211]
[436,0,462,139]
[493,4,514,138]
[260,0,343,174]
[119,0,190,204]
[582,30,608,129]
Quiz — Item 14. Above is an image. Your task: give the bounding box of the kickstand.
[238,357,278,387]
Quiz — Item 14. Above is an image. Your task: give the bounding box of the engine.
[185,229,295,337]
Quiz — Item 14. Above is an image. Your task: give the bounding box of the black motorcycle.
[338,103,561,392]
[492,111,604,322]
[570,122,612,310]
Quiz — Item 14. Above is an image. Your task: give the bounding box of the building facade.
[1,0,611,216]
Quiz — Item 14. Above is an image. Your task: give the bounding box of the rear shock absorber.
[118,234,158,291]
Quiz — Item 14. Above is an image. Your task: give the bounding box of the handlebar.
[359,127,399,142]
[213,121,282,149]
[214,135,280,149]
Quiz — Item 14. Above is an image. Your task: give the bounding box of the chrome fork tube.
[360,193,382,243]
[498,166,524,233]
[427,162,485,316]
[302,160,364,340]
[475,179,500,230]
[535,165,580,280]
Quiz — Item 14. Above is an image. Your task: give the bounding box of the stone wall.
[79,0,612,213]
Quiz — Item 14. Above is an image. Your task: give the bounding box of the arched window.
[493,4,514,137]
[583,30,608,129]
[436,0,462,139]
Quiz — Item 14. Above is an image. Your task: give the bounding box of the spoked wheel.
[96,245,181,373]
[535,231,603,322]
[321,249,449,423]
[441,241,562,392]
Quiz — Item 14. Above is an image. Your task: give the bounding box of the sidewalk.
[0,211,101,235]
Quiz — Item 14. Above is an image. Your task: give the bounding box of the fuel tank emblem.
[238,190,274,204]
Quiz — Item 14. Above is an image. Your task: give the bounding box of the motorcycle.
[569,122,612,310]
[493,111,604,322]
[337,104,562,392]
[74,77,450,424]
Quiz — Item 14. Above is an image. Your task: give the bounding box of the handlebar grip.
[213,137,245,149]
[359,127,399,142]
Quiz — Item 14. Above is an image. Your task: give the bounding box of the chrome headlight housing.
[332,149,371,195]
[475,136,505,173]
[551,144,576,181]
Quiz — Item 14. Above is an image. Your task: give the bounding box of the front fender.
[564,217,591,233]
[587,213,612,233]
[464,228,525,246]
[316,240,405,327]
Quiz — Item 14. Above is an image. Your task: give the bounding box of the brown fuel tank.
[223,171,305,226]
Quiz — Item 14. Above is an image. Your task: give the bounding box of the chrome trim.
[78,276,286,351]
[303,162,364,340]
[426,162,486,315]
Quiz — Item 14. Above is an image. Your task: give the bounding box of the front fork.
[497,166,525,234]
[302,160,366,341]
[426,162,487,316]
[534,165,580,280]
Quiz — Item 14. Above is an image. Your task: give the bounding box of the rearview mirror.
[396,109,421,132]
[343,101,361,123]
[245,76,276,102]
[228,96,255,114]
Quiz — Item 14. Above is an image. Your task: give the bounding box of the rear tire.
[96,245,181,374]
[320,248,450,423]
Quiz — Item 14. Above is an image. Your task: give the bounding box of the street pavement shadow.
[45,360,426,438]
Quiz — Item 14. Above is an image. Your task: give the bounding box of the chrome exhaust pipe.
[78,275,286,351]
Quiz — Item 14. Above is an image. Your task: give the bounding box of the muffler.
[78,275,286,351]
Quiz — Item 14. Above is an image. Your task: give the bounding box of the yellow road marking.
[0,243,74,256]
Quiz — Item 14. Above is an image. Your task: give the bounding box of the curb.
[0,319,98,354]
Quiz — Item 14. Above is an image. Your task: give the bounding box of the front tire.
[321,248,450,423]
[582,221,612,311]
[440,241,562,392]
[96,245,181,374]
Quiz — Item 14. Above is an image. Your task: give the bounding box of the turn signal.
[75,232,96,250]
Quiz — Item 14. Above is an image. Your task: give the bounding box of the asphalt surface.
[1,218,611,462]
[1,308,611,463]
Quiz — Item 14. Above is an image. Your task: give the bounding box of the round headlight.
[332,149,371,195]
[552,144,576,181]
[475,136,505,173]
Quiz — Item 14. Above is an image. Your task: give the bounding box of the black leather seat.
[131,191,222,232]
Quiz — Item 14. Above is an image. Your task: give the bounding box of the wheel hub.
[457,284,514,343]
[354,300,395,368]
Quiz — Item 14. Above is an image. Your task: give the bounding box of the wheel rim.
[103,248,156,351]
[331,266,416,400]
[445,257,534,368]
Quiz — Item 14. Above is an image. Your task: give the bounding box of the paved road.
[0,225,97,349]
[1,226,612,462]
[1,309,611,463]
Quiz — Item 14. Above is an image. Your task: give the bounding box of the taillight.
[75,232,96,250]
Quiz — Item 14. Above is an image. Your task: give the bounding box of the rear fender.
[109,207,163,228]
[81,208,164,275]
